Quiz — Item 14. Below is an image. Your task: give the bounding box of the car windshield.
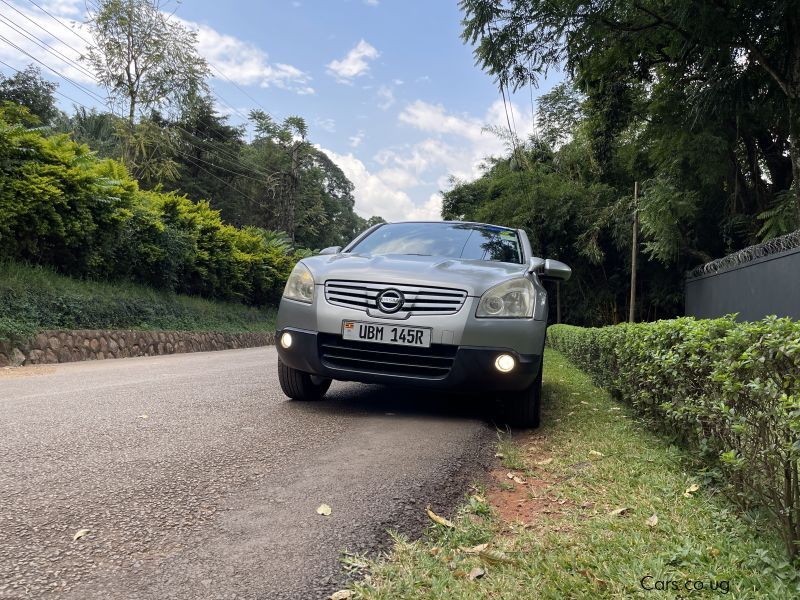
[349,222,523,264]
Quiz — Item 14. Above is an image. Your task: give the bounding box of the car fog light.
[495,354,515,373]
[280,332,293,349]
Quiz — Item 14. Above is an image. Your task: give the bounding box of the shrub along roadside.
[0,105,305,306]
[0,261,275,345]
[548,317,800,559]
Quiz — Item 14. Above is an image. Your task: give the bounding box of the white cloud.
[326,39,379,83]
[389,99,535,184]
[319,148,440,221]
[180,18,314,94]
[349,130,365,147]
[377,167,420,189]
[0,1,96,88]
[376,85,395,110]
[364,0,380,5]
[315,117,336,133]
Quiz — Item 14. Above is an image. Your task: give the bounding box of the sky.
[0,0,563,221]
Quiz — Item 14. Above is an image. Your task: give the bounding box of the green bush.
[0,261,275,344]
[0,105,302,306]
[548,317,800,558]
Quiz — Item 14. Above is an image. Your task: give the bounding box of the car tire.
[278,359,332,401]
[503,361,542,428]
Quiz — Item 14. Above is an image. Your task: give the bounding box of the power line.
[181,153,267,209]
[0,13,96,80]
[208,61,276,121]
[0,41,281,204]
[0,14,283,196]
[10,1,279,156]
[0,57,86,107]
[24,0,94,47]
[0,0,89,54]
[0,32,105,103]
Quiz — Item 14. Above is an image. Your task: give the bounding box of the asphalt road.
[0,347,495,600]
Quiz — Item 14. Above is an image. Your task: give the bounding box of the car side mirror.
[319,246,342,256]
[542,259,571,282]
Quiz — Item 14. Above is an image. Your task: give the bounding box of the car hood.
[301,253,528,296]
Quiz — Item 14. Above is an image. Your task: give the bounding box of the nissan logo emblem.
[376,289,404,313]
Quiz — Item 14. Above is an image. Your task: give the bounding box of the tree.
[0,65,59,124]
[460,0,800,225]
[84,0,209,126]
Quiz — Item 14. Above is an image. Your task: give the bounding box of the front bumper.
[276,327,541,392]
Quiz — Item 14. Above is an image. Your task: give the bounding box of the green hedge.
[0,261,275,344]
[0,104,302,306]
[548,317,800,558]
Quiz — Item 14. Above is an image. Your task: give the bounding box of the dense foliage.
[457,0,799,325]
[0,105,302,305]
[0,261,274,344]
[548,318,800,558]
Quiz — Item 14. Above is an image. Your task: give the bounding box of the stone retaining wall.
[0,330,275,367]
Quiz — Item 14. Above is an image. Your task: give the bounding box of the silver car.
[275,221,570,427]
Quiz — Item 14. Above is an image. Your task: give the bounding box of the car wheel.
[278,359,332,401]
[503,361,542,428]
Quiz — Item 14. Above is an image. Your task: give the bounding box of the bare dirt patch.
[486,430,575,526]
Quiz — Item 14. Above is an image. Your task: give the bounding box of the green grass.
[0,261,276,343]
[346,350,800,599]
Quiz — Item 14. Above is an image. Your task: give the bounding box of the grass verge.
[343,349,800,599]
[0,262,275,344]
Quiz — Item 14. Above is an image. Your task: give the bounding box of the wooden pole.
[629,181,639,323]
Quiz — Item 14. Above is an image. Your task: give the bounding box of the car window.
[349,223,523,264]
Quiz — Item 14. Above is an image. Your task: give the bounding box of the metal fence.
[685,230,800,321]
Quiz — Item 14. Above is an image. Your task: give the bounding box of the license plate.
[342,320,431,348]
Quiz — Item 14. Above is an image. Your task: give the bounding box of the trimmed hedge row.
[548,317,800,558]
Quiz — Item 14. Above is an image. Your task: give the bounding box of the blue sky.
[0,0,563,221]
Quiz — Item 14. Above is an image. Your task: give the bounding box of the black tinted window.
[350,223,523,264]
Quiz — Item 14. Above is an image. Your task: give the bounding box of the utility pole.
[629,181,639,323]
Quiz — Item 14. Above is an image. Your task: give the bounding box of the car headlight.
[283,262,315,303]
[476,278,535,318]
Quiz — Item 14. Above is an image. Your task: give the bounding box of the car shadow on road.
[286,381,501,425]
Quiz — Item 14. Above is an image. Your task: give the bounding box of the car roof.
[384,220,517,232]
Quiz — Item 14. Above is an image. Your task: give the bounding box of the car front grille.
[319,334,457,379]
[324,279,468,318]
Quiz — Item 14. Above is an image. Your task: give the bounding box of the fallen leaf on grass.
[535,458,553,466]
[609,407,621,411]
[579,569,608,589]
[72,528,91,541]
[494,452,505,458]
[468,566,486,580]
[470,494,486,503]
[646,514,658,527]
[683,483,700,498]
[589,450,604,457]
[330,591,353,600]
[316,504,332,516]
[580,401,589,405]
[479,548,515,565]
[460,543,489,554]
[608,507,630,517]
[426,506,454,528]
